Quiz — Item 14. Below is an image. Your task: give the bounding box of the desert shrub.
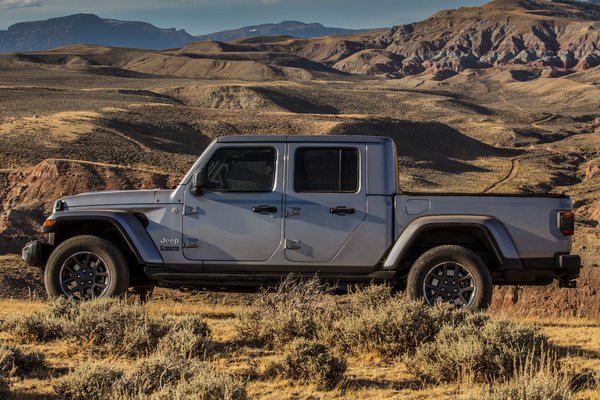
[64,298,171,357]
[3,312,62,342]
[265,338,346,389]
[0,375,9,400]
[349,284,393,310]
[53,363,123,400]
[157,315,212,359]
[47,297,79,320]
[4,298,213,358]
[117,354,189,396]
[236,275,334,348]
[462,355,572,400]
[328,295,437,360]
[406,318,549,384]
[484,372,571,400]
[0,344,45,376]
[428,301,479,328]
[152,368,247,400]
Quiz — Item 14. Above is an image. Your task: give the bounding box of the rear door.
[284,144,367,262]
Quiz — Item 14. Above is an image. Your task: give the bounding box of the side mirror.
[192,168,208,195]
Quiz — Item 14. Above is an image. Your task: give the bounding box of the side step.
[146,270,397,288]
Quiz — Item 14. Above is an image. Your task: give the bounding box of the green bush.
[152,368,247,400]
[0,344,45,376]
[157,315,212,359]
[406,318,549,384]
[235,275,334,348]
[53,363,123,400]
[265,338,346,389]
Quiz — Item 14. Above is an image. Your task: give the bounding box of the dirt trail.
[531,113,559,130]
[96,126,152,153]
[483,156,522,193]
[497,85,526,112]
[46,158,167,175]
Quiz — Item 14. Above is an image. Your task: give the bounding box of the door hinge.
[184,206,199,215]
[285,239,302,250]
[183,238,199,249]
[286,207,301,217]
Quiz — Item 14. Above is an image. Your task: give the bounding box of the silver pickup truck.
[22,135,581,309]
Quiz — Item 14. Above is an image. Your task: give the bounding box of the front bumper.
[22,240,50,268]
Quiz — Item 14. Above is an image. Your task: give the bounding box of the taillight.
[558,211,575,236]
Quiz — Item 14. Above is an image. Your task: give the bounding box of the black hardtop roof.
[217,135,391,143]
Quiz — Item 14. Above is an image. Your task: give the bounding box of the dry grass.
[0,293,597,399]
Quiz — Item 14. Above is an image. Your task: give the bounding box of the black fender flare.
[383,215,523,270]
[43,210,163,265]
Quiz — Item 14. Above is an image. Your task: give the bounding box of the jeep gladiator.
[22,135,581,309]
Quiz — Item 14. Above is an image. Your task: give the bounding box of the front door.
[182,144,284,262]
[284,144,367,262]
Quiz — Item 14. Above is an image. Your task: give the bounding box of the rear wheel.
[45,235,129,300]
[406,245,492,310]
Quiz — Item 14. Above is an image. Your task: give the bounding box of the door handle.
[252,205,278,214]
[330,206,355,215]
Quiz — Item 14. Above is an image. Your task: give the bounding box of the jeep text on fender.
[22,135,581,309]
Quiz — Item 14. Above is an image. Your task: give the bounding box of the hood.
[60,190,159,208]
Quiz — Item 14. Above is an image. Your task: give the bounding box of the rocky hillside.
[331,0,600,76]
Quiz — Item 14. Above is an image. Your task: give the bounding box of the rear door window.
[294,147,359,193]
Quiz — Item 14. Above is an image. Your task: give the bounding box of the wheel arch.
[384,215,522,273]
[43,211,163,269]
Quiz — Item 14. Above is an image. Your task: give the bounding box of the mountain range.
[0,15,377,53]
[1,0,599,77]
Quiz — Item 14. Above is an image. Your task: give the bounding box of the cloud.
[0,0,41,8]
[260,0,280,4]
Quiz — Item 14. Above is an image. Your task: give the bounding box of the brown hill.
[2,43,343,81]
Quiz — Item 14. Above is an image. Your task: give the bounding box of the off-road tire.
[45,235,129,300]
[406,245,493,310]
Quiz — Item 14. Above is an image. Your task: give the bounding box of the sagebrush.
[4,298,212,358]
[265,338,346,389]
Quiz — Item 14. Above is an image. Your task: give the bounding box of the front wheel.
[45,235,129,300]
[406,245,493,310]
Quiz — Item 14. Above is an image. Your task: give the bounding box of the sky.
[0,0,490,35]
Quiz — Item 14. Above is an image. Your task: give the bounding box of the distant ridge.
[194,21,380,42]
[0,15,380,53]
[0,14,195,52]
